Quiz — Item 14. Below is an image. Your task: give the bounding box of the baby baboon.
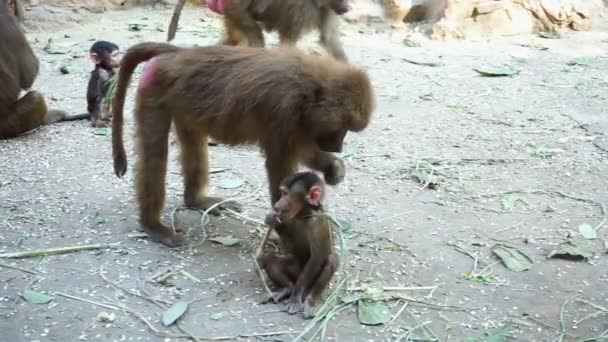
[167,0,350,61]
[259,172,338,318]
[111,42,374,247]
[85,41,120,127]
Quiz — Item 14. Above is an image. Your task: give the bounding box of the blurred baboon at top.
[168,0,351,61]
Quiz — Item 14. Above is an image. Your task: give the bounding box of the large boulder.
[349,0,607,39]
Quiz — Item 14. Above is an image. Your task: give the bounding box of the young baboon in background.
[85,41,120,128]
[167,0,351,61]
[259,172,338,318]
[111,42,374,247]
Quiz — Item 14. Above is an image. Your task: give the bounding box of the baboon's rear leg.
[319,14,348,61]
[0,91,47,139]
[173,122,241,214]
[135,105,185,247]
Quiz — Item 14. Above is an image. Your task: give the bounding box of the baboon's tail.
[112,42,181,179]
[60,113,90,122]
[167,0,187,42]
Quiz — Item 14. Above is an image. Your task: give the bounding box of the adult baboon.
[167,0,350,61]
[112,42,375,247]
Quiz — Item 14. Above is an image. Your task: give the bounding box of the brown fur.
[112,42,374,247]
[258,172,338,318]
[0,0,80,139]
[167,0,350,61]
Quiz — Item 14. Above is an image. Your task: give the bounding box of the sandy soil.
[0,4,607,342]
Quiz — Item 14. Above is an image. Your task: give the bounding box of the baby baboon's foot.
[187,196,242,215]
[142,223,187,248]
[260,288,291,304]
[302,299,319,319]
[271,288,292,303]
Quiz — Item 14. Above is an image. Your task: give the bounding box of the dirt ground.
[1,4,607,342]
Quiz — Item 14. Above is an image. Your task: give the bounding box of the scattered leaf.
[538,30,561,39]
[463,272,492,283]
[93,128,111,136]
[402,57,444,67]
[128,23,145,31]
[486,324,512,342]
[92,213,107,226]
[501,193,528,210]
[403,38,421,47]
[210,311,228,320]
[219,178,244,189]
[566,57,598,67]
[43,38,73,54]
[162,301,189,326]
[357,299,391,325]
[578,224,597,240]
[444,322,455,332]
[210,236,240,246]
[209,167,229,174]
[548,240,593,260]
[491,244,533,271]
[474,65,520,77]
[22,289,54,304]
[532,147,563,159]
[98,312,116,322]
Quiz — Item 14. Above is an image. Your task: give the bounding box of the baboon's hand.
[324,158,345,185]
[264,212,281,228]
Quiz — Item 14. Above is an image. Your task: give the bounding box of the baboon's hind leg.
[173,121,241,214]
[135,106,185,247]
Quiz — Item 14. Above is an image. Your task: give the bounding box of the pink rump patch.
[137,57,158,91]
[207,0,228,15]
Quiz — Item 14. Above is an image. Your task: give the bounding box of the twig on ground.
[99,267,170,307]
[56,292,120,311]
[494,222,524,234]
[553,295,579,342]
[347,285,438,292]
[0,261,39,274]
[394,320,433,342]
[382,301,408,331]
[0,243,116,258]
[355,231,424,265]
[573,299,608,326]
[252,253,274,300]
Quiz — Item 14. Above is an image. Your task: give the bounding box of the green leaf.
[22,289,54,304]
[210,236,240,246]
[162,301,189,326]
[474,65,520,77]
[485,324,511,342]
[492,244,533,272]
[578,224,597,239]
[549,241,593,260]
[93,128,111,136]
[501,193,528,210]
[210,311,228,320]
[357,299,391,326]
[532,147,564,159]
[566,57,597,67]
[219,178,244,189]
[128,23,145,31]
[538,30,561,39]
[403,38,421,47]
[402,57,444,67]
